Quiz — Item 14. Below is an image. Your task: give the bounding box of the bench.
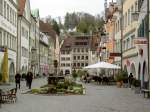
[141,89,150,98]
[1,88,17,103]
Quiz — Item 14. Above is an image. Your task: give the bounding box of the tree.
[51,20,60,35]
[64,12,105,34]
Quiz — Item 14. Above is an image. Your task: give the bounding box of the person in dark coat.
[26,71,33,89]
[128,73,133,88]
[15,73,21,89]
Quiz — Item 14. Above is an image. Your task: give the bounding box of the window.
[73,63,76,67]
[10,7,12,23]
[131,5,134,22]
[0,0,3,15]
[81,48,84,52]
[4,1,6,18]
[66,57,70,61]
[131,35,135,48]
[61,57,65,61]
[22,47,28,58]
[85,63,88,66]
[74,56,76,60]
[3,31,6,45]
[127,38,130,49]
[7,4,9,21]
[77,63,80,67]
[66,63,70,67]
[86,56,88,60]
[82,56,84,60]
[86,48,88,52]
[73,48,76,52]
[77,48,80,52]
[66,51,70,54]
[81,63,84,67]
[128,9,130,25]
[78,56,80,60]
[7,34,10,48]
[0,30,2,45]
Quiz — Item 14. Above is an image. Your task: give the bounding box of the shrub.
[115,70,128,82]
[31,89,40,94]
[47,87,57,94]
[132,79,141,87]
[72,70,78,79]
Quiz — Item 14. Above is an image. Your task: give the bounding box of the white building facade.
[17,0,31,74]
[0,0,18,82]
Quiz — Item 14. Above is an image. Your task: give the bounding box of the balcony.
[123,47,138,59]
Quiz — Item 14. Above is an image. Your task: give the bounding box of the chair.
[1,88,17,103]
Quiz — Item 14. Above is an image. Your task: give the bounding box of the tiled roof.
[39,20,56,40]
[18,0,26,16]
[61,36,73,50]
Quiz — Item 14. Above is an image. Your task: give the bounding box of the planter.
[116,81,123,88]
[134,87,141,94]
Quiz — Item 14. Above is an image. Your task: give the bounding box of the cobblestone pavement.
[1,81,150,112]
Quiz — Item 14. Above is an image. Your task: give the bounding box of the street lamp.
[120,0,123,71]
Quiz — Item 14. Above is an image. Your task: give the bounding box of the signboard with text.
[134,38,148,45]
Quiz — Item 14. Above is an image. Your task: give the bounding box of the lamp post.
[120,0,124,71]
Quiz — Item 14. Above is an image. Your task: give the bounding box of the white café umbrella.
[83,61,121,69]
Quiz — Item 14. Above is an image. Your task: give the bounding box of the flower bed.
[26,81,85,95]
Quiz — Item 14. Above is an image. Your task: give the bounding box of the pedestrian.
[27,71,33,89]
[15,73,21,89]
[128,73,133,88]
[26,73,29,87]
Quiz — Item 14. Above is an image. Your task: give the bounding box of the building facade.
[60,35,97,75]
[17,0,31,75]
[39,32,49,75]
[104,0,149,89]
[0,0,18,82]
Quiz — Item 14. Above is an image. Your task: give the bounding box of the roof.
[61,36,73,50]
[60,35,92,51]
[18,0,26,16]
[39,20,56,39]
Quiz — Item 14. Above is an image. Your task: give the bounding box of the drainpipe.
[147,0,150,89]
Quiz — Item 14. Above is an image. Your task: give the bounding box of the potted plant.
[132,78,141,94]
[115,70,128,88]
[115,73,124,88]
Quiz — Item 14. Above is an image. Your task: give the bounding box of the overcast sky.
[30,0,111,19]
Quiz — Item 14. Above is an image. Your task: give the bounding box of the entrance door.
[142,61,148,89]
[9,63,15,82]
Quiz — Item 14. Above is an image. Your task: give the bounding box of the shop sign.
[110,52,121,57]
[134,38,148,45]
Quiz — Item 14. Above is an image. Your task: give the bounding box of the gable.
[23,0,31,22]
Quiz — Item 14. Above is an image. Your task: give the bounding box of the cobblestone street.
[1,79,150,112]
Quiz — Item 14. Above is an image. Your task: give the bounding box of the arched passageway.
[9,62,15,82]
[142,61,148,89]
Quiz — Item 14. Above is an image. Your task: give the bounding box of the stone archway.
[130,63,136,78]
[142,61,148,89]
[9,62,15,82]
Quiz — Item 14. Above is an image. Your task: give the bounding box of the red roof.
[18,0,26,16]
[39,20,57,39]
